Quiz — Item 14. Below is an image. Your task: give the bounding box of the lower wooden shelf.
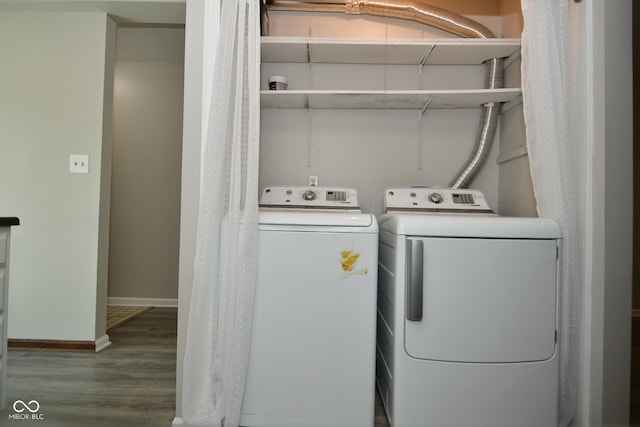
[260,88,521,110]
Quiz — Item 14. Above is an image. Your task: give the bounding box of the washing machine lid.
[259,186,374,228]
[379,214,561,239]
[259,210,376,228]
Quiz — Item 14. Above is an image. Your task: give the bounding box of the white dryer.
[241,186,378,427]
[376,188,561,427]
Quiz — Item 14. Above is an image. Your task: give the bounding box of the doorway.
[108,25,185,307]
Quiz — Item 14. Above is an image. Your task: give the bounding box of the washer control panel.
[260,186,360,209]
[384,188,493,213]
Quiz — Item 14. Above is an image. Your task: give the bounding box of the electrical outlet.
[70,154,89,174]
[309,175,319,186]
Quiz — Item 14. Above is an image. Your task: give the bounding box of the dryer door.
[404,237,559,363]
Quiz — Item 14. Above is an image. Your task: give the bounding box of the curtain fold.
[520,1,579,426]
[182,0,261,425]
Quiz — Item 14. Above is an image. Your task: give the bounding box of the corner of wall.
[95,15,117,340]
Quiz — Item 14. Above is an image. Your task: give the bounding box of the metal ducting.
[343,0,495,39]
[265,0,505,189]
[449,58,503,189]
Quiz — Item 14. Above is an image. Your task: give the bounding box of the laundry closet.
[258,0,530,218]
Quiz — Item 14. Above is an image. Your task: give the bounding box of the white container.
[268,75,288,90]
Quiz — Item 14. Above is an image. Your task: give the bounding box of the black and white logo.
[8,399,44,421]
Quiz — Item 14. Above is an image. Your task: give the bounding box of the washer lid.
[260,186,360,210]
[259,210,376,228]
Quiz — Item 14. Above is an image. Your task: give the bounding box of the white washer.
[376,188,561,427]
[240,186,379,427]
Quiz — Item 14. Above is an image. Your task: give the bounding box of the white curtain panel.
[182,0,261,425]
[520,1,579,426]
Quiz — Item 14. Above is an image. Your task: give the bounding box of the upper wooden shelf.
[260,89,522,110]
[261,36,521,65]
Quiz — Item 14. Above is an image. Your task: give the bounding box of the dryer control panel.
[260,186,360,210]
[384,188,493,213]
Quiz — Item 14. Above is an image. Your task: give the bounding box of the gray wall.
[0,11,115,343]
[108,26,184,303]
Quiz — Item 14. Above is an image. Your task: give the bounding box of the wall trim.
[9,339,96,352]
[632,309,640,318]
[95,334,112,352]
[9,335,112,352]
[108,297,178,308]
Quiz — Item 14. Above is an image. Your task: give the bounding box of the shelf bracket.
[419,96,433,120]
[306,106,313,168]
[502,94,523,113]
[306,27,314,63]
[418,45,435,74]
[504,49,521,69]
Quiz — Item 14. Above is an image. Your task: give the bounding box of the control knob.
[427,192,444,204]
[302,189,318,201]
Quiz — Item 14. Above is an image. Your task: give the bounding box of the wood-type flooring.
[0,307,390,427]
[13,306,640,426]
[1,308,177,426]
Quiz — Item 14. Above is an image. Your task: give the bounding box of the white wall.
[600,4,633,423]
[176,0,218,420]
[0,11,115,343]
[571,1,633,425]
[109,27,184,302]
[97,15,117,342]
[260,12,505,217]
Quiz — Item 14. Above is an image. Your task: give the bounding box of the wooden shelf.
[261,88,521,110]
[261,37,522,111]
[261,36,521,65]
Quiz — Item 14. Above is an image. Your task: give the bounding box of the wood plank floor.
[0,307,177,426]
[6,308,639,425]
[0,307,390,427]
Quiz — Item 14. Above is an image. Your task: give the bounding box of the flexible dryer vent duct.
[265,0,505,189]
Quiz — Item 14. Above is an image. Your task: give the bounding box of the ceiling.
[117,26,185,62]
[0,0,186,24]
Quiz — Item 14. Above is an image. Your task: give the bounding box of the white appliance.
[376,188,561,427]
[240,186,379,427]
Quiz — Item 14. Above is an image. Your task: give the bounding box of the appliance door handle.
[406,238,424,321]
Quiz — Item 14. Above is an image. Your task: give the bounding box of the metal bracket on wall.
[306,107,313,169]
[418,45,435,74]
[419,96,433,120]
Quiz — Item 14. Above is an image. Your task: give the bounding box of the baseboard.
[95,334,112,352]
[172,417,184,425]
[9,334,112,353]
[108,297,178,308]
[9,339,96,352]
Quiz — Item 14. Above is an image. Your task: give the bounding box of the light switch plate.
[70,154,89,174]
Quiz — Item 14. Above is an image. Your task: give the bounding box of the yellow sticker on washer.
[340,250,368,277]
